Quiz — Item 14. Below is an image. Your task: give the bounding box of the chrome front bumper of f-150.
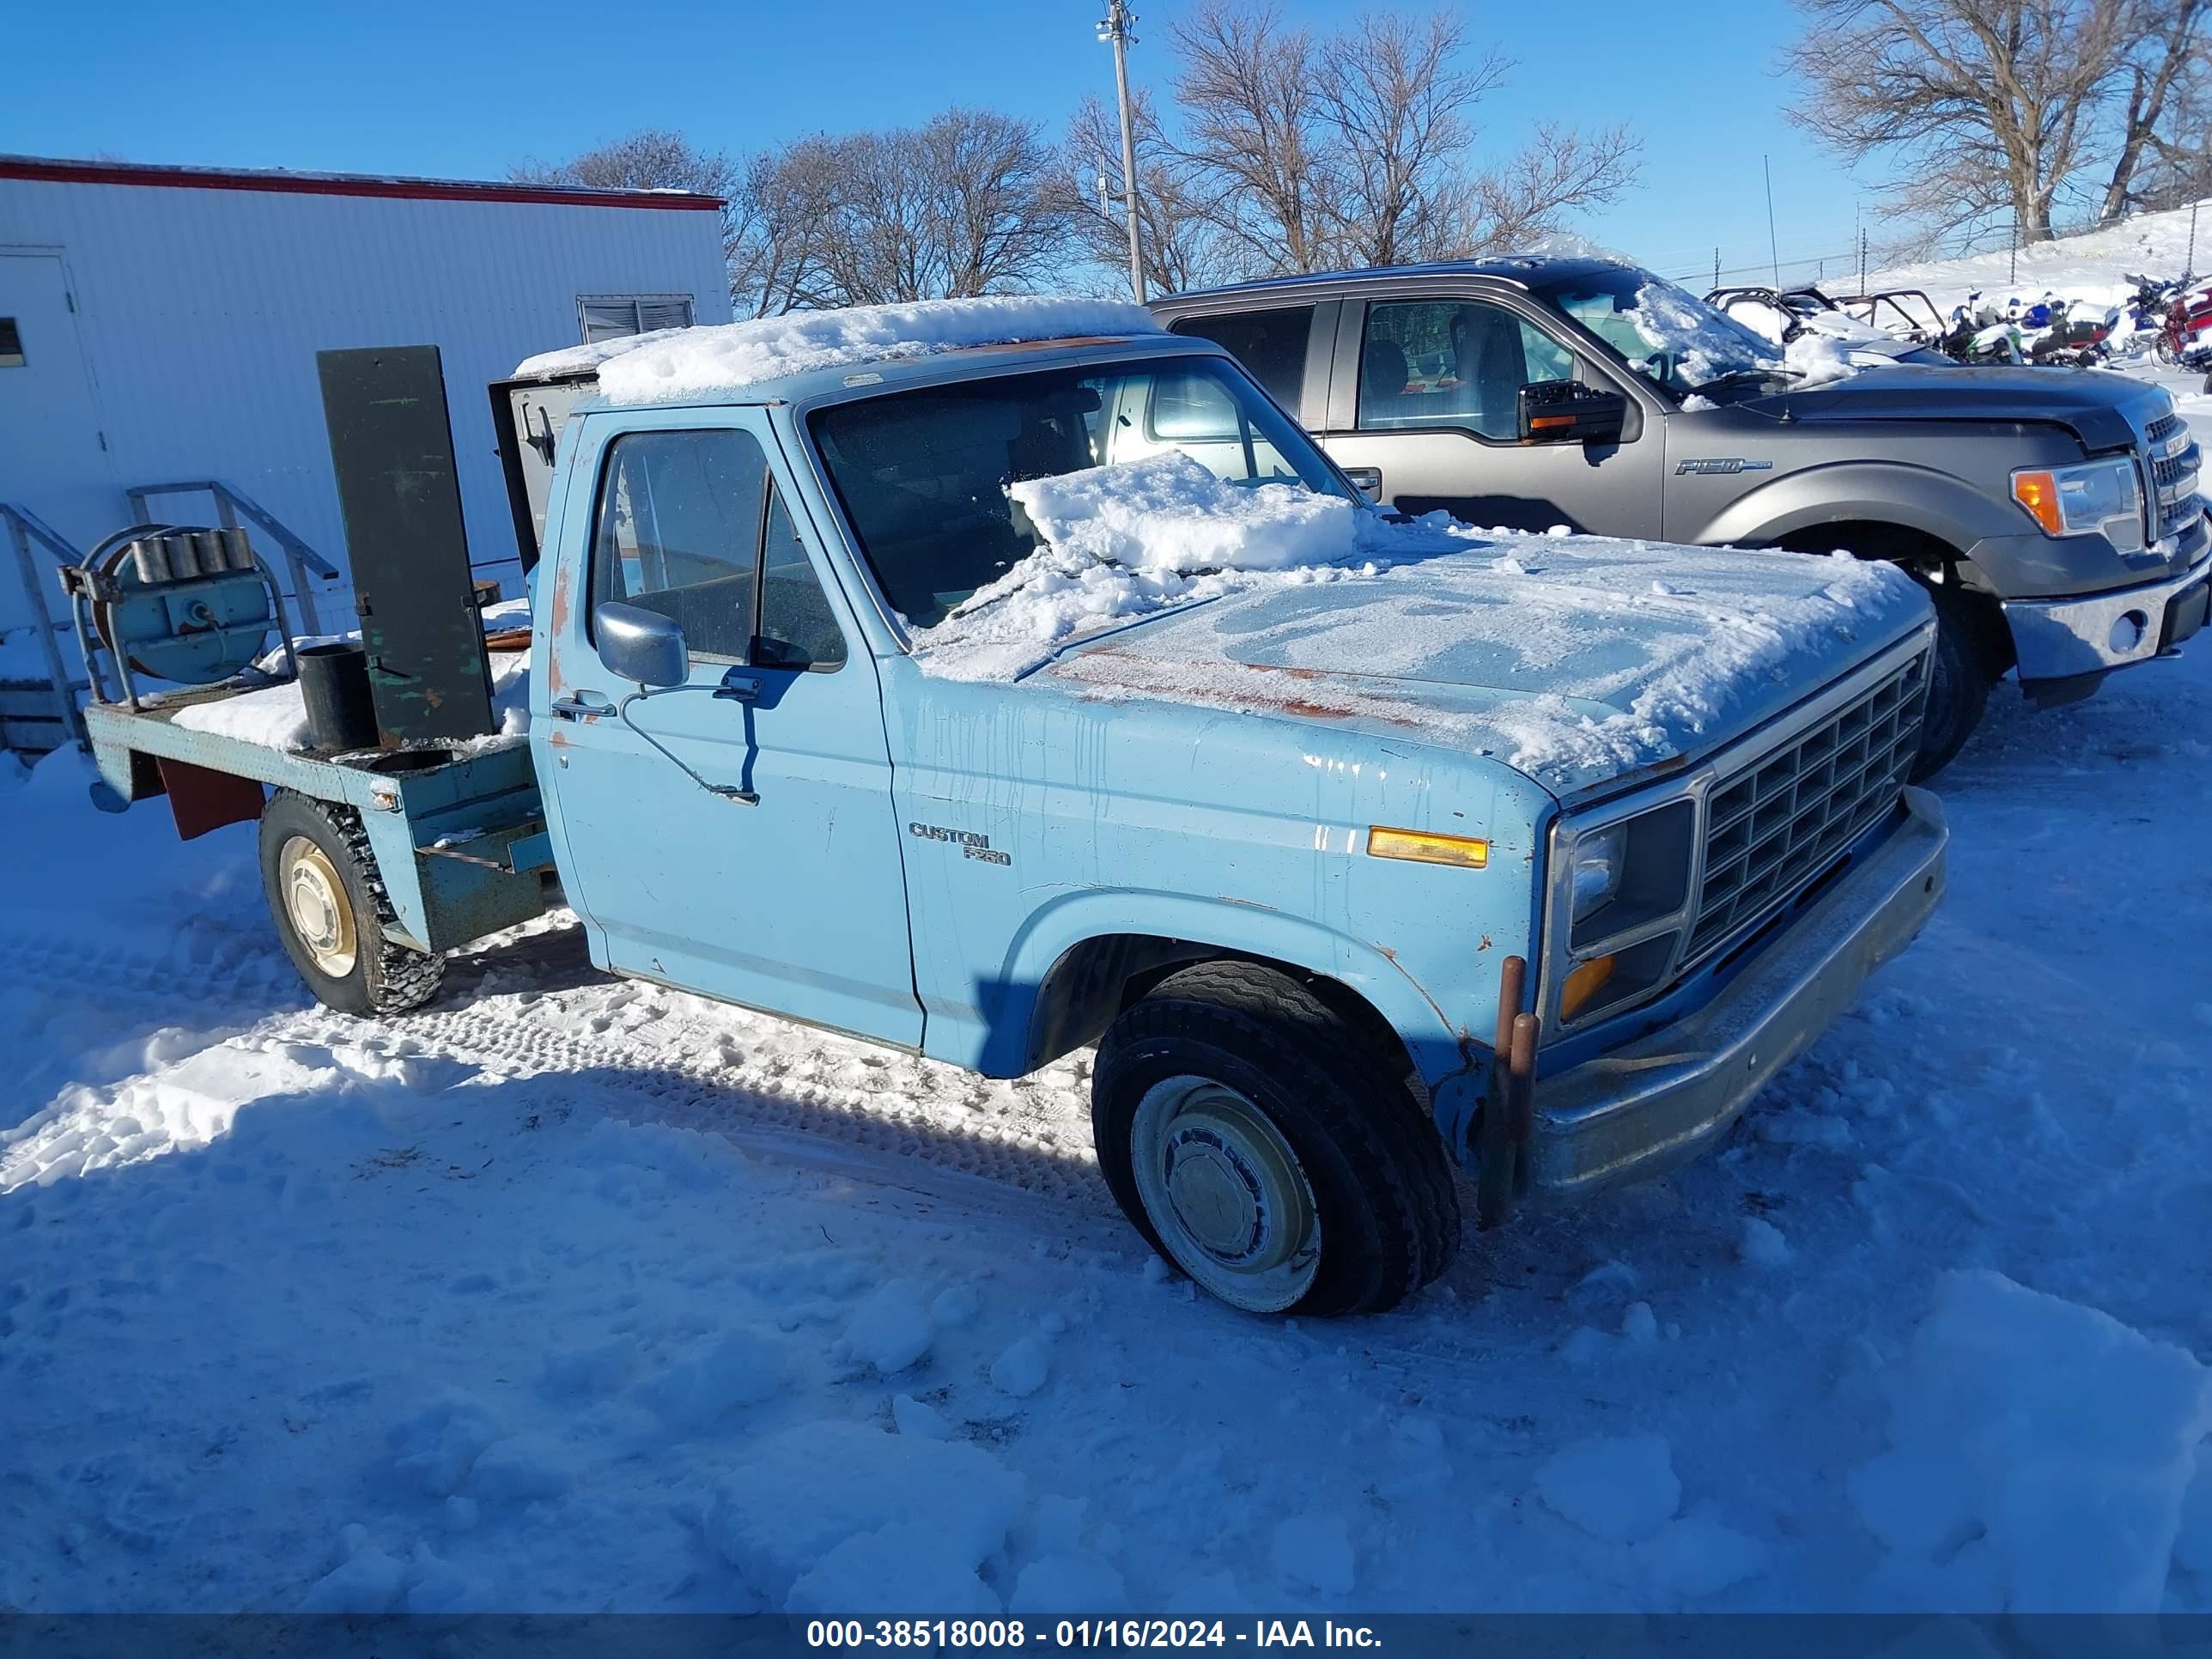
[2003,539,2210,688]
[1524,787,1947,1200]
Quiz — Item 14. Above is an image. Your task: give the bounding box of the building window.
[577,295,695,344]
[0,319,22,368]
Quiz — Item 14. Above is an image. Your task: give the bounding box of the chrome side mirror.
[596,601,690,688]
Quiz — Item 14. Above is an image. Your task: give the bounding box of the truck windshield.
[810,356,1352,629]
[1527,267,1790,402]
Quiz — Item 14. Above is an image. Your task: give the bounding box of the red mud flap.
[155,757,265,841]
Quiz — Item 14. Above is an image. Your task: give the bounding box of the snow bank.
[1534,1433,1681,1544]
[705,1422,1026,1610]
[1850,1270,2211,1611]
[515,296,1164,406]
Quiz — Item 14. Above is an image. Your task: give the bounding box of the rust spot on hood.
[1055,649,1421,728]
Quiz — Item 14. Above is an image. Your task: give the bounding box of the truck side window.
[757,482,848,671]
[1359,301,1575,441]
[1166,306,1314,408]
[590,428,767,663]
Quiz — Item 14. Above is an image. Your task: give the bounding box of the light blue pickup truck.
[70,304,1947,1316]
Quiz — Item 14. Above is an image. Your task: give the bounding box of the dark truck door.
[1316,295,1665,538]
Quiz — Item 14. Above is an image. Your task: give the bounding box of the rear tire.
[1091,960,1459,1316]
[258,791,444,1017]
[1910,582,1996,781]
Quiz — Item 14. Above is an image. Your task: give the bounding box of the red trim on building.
[0,155,725,212]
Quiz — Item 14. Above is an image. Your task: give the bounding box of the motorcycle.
[2154,282,2212,368]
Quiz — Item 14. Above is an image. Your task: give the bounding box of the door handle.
[549,692,609,722]
[1342,465,1382,501]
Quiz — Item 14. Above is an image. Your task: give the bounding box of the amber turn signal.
[2011,471,2063,536]
[1367,826,1490,869]
[1559,953,1618,1021]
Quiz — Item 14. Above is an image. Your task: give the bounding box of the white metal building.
[0,155,732,641]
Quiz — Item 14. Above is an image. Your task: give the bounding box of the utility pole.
[2188,202,2199,280]
[1763,155,1780,287]
[1097,1,1146,302]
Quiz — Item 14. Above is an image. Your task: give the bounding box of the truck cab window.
[590,428,766,663]
[811,356,1349,630]
[757,482,848,670]
[1359,301,1575,441]
[1166,306,1314,408]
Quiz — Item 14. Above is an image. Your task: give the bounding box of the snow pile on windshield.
[913,453,1378,682]
[1629,281,1784,386]
[514,297,1165,405]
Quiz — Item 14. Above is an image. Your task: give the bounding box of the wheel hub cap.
[280,836,357,977]
[1132,1076,1321,1310]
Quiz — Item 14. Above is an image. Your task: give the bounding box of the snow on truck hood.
[913,453,1929,801]
[512,295,1164,406]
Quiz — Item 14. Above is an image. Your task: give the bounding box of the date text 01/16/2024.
[805,1620,1383,1649]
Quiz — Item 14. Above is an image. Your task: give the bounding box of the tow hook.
[1476,955,1541,1231]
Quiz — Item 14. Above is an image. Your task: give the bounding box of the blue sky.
[7,0,1884,288]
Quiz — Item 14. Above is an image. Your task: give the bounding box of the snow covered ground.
[1,404,2208,1618]
[1865,197,2210,329]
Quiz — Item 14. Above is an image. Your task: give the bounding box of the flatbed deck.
[84,684,553,952]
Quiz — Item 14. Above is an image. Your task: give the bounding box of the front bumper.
[2003,538,2210,690]
[1525,787,1947,1200]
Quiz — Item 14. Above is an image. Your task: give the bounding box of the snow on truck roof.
[509,295,1168,405]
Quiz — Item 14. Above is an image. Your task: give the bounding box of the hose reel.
[64,523,301,708]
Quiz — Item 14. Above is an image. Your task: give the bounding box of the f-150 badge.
[1675,458,1776,475]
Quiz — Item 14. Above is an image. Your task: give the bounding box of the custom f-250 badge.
[908,821,1012,866]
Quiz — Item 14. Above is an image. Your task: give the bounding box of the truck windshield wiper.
[1688,367,1797,399]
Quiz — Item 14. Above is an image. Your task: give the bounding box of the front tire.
[1910,582,1996,781]
[258,791,444,1016]
[1091,961,1459,1316]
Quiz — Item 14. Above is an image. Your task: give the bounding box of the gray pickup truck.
[1152,257,2209,776]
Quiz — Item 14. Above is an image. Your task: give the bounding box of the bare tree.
[2094,0,2208,219]
[725,139,848,317]
[809,109,1072,305]
[523,113,1073,315]
[1457,124,1649,253]
[1060,90,1231,297]
[2135,51,2212,210]
[1162,2,1640,282]
[1170,3,1333,273]
[1789,0,2205,241]
[513,128,745,264]
[1313,11,1506,267]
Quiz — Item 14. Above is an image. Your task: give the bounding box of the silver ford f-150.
[1154,257,2209,776]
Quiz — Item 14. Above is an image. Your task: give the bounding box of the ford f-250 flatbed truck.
[67,301,1947,1316]
[1154,258,2209,779]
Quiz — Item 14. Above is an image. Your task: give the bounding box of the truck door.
[536,407,922,1048]
[1317,296,1664,538]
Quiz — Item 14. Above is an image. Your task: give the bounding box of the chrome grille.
[2146,412,2203,538]
[1682,653,1928,968]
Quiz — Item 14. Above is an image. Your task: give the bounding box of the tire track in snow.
[0,921,1118,1218]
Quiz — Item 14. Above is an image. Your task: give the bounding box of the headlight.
[1553,801,1696,1025]
[1569,823,1626,925]
[2011,459,2145,552]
